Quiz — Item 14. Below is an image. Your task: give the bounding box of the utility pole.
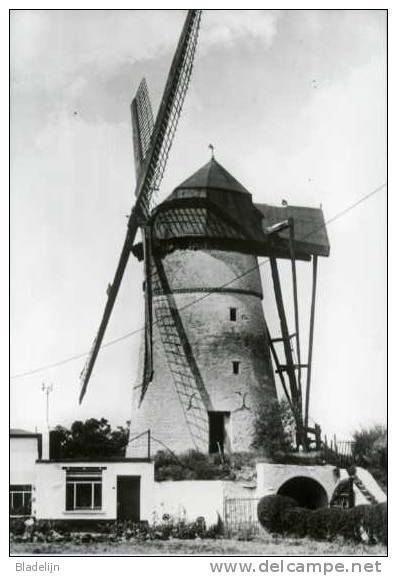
[41,383,53,428]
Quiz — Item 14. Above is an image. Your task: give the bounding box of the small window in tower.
[230,307,237,322]
[232,361,240,375]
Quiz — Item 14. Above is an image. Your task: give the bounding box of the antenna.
[41,382,53,428]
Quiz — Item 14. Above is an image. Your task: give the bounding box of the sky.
[10,9,386,440]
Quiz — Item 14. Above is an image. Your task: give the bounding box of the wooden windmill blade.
[141,225,154,395]
[131,78,154,181]
[79,9,202,403]
[131,9,202,212]
[131,79,156,394]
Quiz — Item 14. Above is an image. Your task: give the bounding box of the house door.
[117,476,140,521]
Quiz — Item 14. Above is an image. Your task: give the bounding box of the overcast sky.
[10,9,386,440]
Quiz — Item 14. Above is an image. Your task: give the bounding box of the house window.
[10,485,32,516]
[229,307,237,322]
[232,361,240,375]
[65,468,103,511]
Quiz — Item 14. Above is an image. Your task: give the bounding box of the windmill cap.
[174,158,251,196]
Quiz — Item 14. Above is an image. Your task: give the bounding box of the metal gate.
[223,497,260,536]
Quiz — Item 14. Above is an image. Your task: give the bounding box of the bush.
[352,425,387,491]
[154,450,263,482]
[280,506,310,538]
[357,503,387,545]
[9,518,26,536]
[10,515,223,543]
[154,450,231,481]
[260,500,387,545]
[305,508,352,542]
[252,398,295,458]
[257,495,298,534]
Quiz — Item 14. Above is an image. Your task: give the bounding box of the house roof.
[10,428,39,437]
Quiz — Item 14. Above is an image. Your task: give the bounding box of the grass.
[10,535,387,556]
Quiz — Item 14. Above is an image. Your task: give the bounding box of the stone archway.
[277,476,328,509]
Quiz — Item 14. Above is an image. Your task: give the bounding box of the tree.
[352,424,387,490]
[49,418,129,459]
[251,397,295,458]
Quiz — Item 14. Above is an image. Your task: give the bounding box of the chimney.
[42,427,50,460]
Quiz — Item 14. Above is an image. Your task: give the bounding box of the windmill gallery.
[10,10,386,532]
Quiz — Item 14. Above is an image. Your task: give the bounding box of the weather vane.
[208,143,215,160]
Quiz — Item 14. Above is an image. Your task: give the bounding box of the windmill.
[80,9,330,456]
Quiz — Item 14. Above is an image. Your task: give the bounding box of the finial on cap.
[208,143,215,160]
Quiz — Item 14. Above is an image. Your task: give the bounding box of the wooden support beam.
[276,364,308,373]
[271,333,296,343]
[269,255,307,449]
[269,255,300,406]
[288,218,303,403]
[265,324,293,410]
[304,255,318,429]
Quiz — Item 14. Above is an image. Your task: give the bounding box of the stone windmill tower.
[129,157,280,455]
[79,10,330,457]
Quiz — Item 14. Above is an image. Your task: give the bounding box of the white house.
[10,429,155,524]
[10,429,42,518]
[9,429,225,526]
[9,429,386,531]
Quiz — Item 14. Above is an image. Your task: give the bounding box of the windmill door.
[208,411,230,454]
[117,476,140,521]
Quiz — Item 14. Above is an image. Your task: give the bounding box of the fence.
[323,437,356,468]
[223,497,261,536]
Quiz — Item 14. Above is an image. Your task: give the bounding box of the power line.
[10,181,386,381]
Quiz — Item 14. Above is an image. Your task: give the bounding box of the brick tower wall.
[127,248,278,457]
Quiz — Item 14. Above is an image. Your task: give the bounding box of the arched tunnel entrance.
[277,476,328,509]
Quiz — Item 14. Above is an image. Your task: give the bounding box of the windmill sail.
[134,9,202,214]
[79,9,202,403]
[131,81,156,396]
[131,78,154,180]
[141,226,154,396]
[151,254,213,451]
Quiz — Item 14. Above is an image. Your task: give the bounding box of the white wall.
[34,465,225,526]
[255,462,387,506]
[35,461,155,521]
[151,481,224,526]
[10,437,39,485]
[256,462,339,502]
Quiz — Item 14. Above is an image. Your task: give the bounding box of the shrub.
[9,515,223,543]
[154,450,264,482]
[352,425,387,491]
[252,398,295,458]
[257,495,298,533]
[154,450,231,481]
[280,506,310,538]
[9,518,26,536]
[269,501,387,545]
[358,503,387,545]
[305,508,353,542]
